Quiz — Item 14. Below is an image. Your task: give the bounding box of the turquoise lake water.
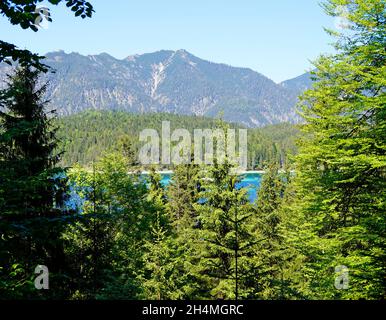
[158,172,262,203]
[64,172,262,212]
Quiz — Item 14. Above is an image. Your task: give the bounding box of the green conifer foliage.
[194,159,257,299]
[294,0,386,299]
[0,66,66,298]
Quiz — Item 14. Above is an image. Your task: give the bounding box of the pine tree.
[117,134,139,168]
[167,164,201,229]
[251,163,289,299]
[0,66,63,215]
[0,66,66,298]
[294,0,386,299]
[146,167,168,228]
[140,213,174,300]
[64,154,154,299]
[138,168,181,299]
[64,164,116,299]
[194,159,257,299]
[165,163,203,298]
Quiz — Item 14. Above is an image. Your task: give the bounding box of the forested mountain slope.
[0,50,312,127]
[56,110,299,168]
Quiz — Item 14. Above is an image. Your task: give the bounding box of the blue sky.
[0,0,337,82]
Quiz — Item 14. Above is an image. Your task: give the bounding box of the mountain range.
[0,49,313,127]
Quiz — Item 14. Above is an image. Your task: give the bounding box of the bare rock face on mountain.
[0,49,313,127]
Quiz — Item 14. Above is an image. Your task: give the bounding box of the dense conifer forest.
[56,111,299,169]
[0,0,385,301]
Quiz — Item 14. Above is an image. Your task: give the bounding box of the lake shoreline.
[139,170,266,175]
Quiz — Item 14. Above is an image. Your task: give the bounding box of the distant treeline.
[56,110,299,169]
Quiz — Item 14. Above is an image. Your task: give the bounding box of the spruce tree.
[0,66,63,215]
[64,154,153,299]
[138,167,175,299]
[167,163,201,229]
[252,164,289,299]
[294,0,386,299]
[140,213,175,300]
[0,66,66,298]
[194,159,257,299]
[165,163,203,298]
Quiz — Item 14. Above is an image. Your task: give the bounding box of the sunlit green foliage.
[291,0,386,299]
[56,110,299,169]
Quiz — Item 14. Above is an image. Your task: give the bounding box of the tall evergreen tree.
[294,0,386,299]
[0,66,66,298]
[0,66,63,215]
[251,164,289,299]
[117,134,140,169]
[165,163,203,298]
[140,212,176,300]
[64,154,154,299]
[167,164,201,229]
[138,167,179,299]
[194,159,257,299]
